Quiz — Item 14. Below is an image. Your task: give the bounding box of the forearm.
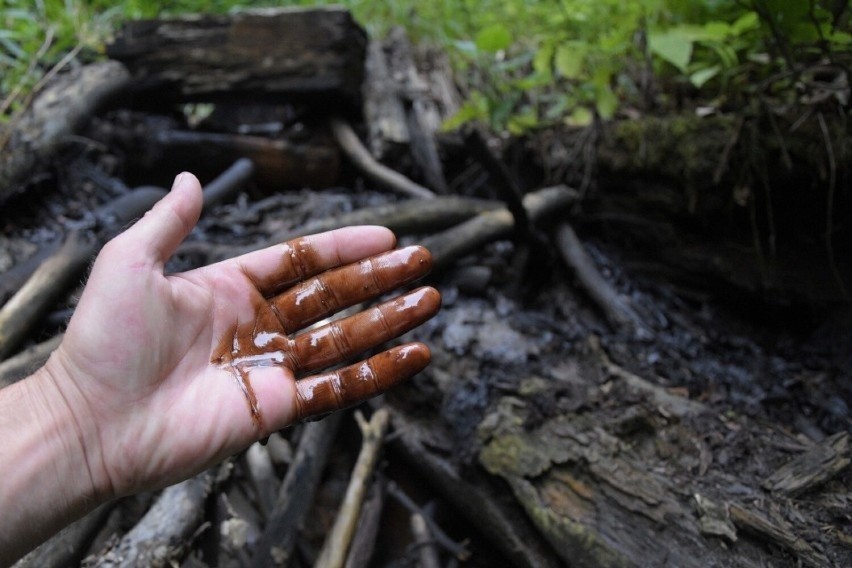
[0,362,103,566]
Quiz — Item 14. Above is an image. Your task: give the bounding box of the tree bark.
[106,7,367,108]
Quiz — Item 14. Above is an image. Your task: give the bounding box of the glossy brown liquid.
[211,242,439,429]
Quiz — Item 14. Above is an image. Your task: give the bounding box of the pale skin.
[0,173,439,566]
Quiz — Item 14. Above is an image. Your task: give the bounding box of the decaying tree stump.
[106,7,367,108]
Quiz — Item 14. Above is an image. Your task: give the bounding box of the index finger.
[224,226,397,296]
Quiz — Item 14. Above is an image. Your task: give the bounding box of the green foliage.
[1,0,849,131]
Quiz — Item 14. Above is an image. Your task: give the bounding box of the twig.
[423,185,578,273]
[245,442,278,521]
[386,481,469,561]
[314,408,390,568]
[410,512,441,568]
[329,117,436,199]
[553,222,645,334]
[201,157,255,210]
[342,474,386,568]
[252,413,343,568]
[387,408,561,568]
[0,232,96,360]
[817,111,848,300]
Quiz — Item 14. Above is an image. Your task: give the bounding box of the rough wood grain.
[106,7,367,107]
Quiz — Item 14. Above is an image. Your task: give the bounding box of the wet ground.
[1,110,850,566]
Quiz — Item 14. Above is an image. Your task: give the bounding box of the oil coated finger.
[269,245,433,333]
[292,343,431,422]
[288,286,441,375]
[226,226,397,295]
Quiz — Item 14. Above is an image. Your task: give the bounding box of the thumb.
[125,172,203,265]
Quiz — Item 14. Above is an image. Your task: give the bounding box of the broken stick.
[252,413,343,568]
[554,222,645,334]
[329,117,436,199]
[315,408,390,568]
[423,185,578,273]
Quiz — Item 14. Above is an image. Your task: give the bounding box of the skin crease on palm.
[0,172,441,566]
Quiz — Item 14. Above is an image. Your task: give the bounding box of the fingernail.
[171,172,186,190]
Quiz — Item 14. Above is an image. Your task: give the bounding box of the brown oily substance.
[211,242,439,428]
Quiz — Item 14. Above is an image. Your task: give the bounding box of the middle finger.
[270,245,433,333]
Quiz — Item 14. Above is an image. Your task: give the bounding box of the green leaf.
[731,12,760,36]
[596,87,618,119]
[507,107,539,134]
[565,106,594,127]
[690,66,720,88]
[648,29,693,72]
[475,24,512,53]
[702,21,730,41]
[533,42,555,77]
[554,42,586,79]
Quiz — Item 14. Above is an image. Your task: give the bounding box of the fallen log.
[0,61,131,203]
[106,7,367,108]
[92,471,215,568]
[147,130,337,191]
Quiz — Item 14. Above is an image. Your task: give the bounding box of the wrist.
[0,357,109,564]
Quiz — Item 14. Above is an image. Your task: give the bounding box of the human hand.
[41,172,440,500]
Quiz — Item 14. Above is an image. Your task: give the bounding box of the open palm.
[45,173,439,499]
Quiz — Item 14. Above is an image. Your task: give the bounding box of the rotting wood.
[106,7,367,108]
[587,335,706,419]
[763,431,850,497]
[92,471,215,568]
[315,408,390,568]
[464,127,533,240]
[363,29,453,196]
[252,413,343,568]
[329,117,436,199]
[0,61,131,203]
[384,27,449,194]
[729,503,831,568]
[149,130,336,191]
